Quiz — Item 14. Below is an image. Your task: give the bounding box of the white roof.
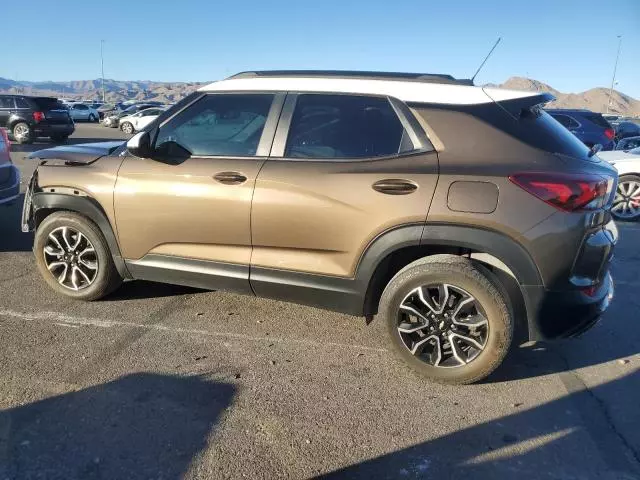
[199,76,540,106]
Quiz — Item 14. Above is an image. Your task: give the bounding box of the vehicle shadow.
[317,371,640,479]
[0,194,32,253]
[106,280,207,300]
[0,372,235,480]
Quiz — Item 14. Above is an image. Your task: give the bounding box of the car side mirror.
[126,131,153,158]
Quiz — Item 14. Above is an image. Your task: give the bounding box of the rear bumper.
[524,271,613,340]
[0,165,20,205]
[33,123,75,137]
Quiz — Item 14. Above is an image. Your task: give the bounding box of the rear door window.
[0,97,15,109]
[284,94,412,159]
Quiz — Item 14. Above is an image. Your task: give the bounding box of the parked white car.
[598,147,640,220]
[118,107,166,134]
[67,103,99,122]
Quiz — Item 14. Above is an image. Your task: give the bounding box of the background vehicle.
[616,136,640,151]
[598,147,640,220]
[104,103,158,128]
[546,109,615,150]
[615,121,640,141]
[22,71,617,385]
[67,103,99,122]
[119,107,166,134]
[0,128,19,206]
[0,94,74,144]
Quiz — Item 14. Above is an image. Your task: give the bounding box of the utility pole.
[100,40,106,102]
[607,35,622,113]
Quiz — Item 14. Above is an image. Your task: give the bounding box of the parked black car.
[615,121,640,141]
[0,95,74,144]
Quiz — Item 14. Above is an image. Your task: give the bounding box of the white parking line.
[0,309,387,353]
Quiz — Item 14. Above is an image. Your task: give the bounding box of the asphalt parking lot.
[0,123,639,479]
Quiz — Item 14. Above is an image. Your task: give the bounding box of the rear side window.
[519,108,590,158]
[550,113,579,129]
[155,93,274,157]
[0,97,15,109]
[15,98,30,108]
[33,97,65,111]
[582,113,611,129]
[285,94,412,159]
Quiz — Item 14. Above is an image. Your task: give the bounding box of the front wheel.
[379,255,513,384]
[611,174,640,221]
[120,122,134,134]
[88,114,97,122]
[34,212,122,301]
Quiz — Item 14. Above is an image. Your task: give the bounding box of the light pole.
[100,40,106,102]
[607,35,622,113]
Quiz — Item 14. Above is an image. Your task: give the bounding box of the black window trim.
[268,91,434,161]
[151,91,286,159]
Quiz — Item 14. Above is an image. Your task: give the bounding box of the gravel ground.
[0,124,638,479]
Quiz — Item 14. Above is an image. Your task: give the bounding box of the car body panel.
[251,151,439,277]
[598,148,640,175]
[114,155,266,265]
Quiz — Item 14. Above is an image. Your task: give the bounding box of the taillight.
[33,111,45,122]
[604,128,615,140]
[509,172,611,212]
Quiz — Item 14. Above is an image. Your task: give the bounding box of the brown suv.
[22,71,618,384]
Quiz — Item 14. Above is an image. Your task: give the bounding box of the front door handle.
[372,179,418,195]
[214,171,247,185]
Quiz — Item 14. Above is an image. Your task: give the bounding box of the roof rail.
[226,70,474,86]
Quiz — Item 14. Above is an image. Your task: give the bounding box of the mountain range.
[0,76,638,116]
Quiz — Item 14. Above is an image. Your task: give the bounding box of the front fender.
[28,191,130,279]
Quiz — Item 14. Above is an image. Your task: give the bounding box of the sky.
[2,0,639,97]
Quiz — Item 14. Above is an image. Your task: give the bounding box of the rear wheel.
[379,255,513,384]
[611,174,640,221]
[12,122,33,144]
[120,122,134,134]
[34,212,122,300]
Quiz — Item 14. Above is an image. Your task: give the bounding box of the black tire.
[120,122,134,134]
[50,134,69,143]
[379,255,513,385]
[34,212,122,301]
[88,114,96,122]
[611,174,640,221]
[12,122,33,144]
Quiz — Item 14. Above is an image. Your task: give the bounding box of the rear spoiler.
[482,89,555,119]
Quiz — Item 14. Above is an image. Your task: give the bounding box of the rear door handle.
[372,179,418,195]
[213,171,247,185]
